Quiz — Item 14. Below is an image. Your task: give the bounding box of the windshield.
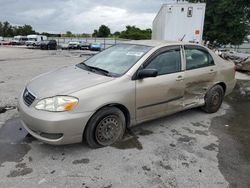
[80,44,152,76]
[28,38,37,41]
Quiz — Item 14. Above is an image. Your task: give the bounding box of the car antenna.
[180,34,186,41]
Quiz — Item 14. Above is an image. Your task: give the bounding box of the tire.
[84,107,126,148]
[202,85,224,113]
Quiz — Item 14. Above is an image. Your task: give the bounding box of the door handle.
[176,75,184,81]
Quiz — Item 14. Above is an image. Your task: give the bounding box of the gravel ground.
[0,46,250,188]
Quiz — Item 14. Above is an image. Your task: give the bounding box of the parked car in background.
[68,41,81,49]
[61,43,69,50]
[0,38,11,45]
[11,36,28,45]
[26,35,47,46]
[89,43,102,51]
[18,40,236,147]
[0,36,3,45]
[80,42,90,50]
[39,40,57,50]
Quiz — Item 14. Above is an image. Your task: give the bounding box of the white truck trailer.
[152,2,206,43]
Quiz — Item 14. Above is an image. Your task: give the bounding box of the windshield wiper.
[78,63,113,77]
[77,62,92,71]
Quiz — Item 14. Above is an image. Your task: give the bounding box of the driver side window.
[145,49,181,75]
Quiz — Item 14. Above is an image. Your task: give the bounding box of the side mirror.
[137,69,158,79]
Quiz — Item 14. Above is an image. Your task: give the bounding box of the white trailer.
[152,2,206,43]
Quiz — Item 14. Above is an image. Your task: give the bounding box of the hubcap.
[212,92,220,106]
[95,115,122,146]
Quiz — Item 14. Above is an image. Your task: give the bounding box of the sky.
[0,0,176,34]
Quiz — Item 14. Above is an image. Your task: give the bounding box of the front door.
[135,46,185,122]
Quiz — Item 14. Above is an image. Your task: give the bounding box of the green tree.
[20,24,35,35]
[119,25,152,40]
[65,31,73,37]
[97,25,111,37]
[2,21,13,37]
[92,29,98,37]
[0,22,3,36]
[0,21,36,37]
[188,0,250,45]
[113,31,120,37]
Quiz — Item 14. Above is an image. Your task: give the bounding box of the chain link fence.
[1,37,131,50]
[1,36,250,53]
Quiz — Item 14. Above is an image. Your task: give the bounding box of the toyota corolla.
[18,40,236,148]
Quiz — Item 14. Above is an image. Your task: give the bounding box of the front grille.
[23,88,36,106]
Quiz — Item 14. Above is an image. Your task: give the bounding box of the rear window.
[185,48,214,70]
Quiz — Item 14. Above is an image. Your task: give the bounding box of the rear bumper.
[18,95,93,145]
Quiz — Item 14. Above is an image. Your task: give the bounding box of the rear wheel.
[202,85,224,113]
[84,107,126,148]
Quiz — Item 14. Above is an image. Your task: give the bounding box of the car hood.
[26,66,115,99]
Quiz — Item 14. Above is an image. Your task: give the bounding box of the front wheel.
[84,107,126,148]
[202,85,224,113]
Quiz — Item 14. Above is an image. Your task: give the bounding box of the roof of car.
[122,40,197,47]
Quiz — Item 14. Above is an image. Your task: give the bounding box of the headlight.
[35,96,78,112]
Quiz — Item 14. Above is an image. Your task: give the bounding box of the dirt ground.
[0,46,250,188]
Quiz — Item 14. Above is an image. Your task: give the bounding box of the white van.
[26,35,47,46]
[11,36,28,45]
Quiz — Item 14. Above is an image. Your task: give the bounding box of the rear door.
[183,45,217,106]
[135,46,185,122]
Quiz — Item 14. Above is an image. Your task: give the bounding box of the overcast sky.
[0,0,175,33]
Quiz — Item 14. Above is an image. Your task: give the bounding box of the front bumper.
[18,95,93,145]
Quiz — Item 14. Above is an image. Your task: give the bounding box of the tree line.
[0,21,36,37]
[0,21,62,37]
[92,25,152,40]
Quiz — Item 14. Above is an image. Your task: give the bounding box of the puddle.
[211,80,250,187]
[0,105,16,114]
[142,165,151,171]
[158,161,173,171]
[7,162,33,178]
[177,135,196,143]
[191,122,208,128]
[0,118,34,166]
[203,143,218,151]
[111,129,143,150]
[136,128,153,136]
[194,130,209,136]
[72,158,90,165]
